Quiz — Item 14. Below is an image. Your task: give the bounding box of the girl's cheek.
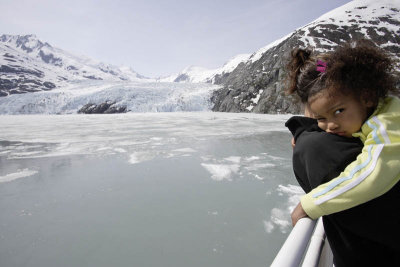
[318,122,327,130]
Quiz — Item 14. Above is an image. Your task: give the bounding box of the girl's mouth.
[330,131,346,136]
[334,132,346,136]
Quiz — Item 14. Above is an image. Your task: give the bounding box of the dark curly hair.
[286,39,396,105]
[326,39,395,105]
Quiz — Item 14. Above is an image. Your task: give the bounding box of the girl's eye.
[334,109,344,115]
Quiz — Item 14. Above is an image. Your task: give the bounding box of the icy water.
[0,112,303,267]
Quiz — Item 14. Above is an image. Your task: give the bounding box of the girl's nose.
[327,121,338,131]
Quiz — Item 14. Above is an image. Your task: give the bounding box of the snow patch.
[249,33,292,63]
[160,54,251,83]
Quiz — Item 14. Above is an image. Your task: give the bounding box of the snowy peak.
[161,54,251,83]
[295,0,400,53]
[0,34,152,96]
[246,0,400,64]
[1,34,52,54]
[314,0,399,25]
[219,54,251,73]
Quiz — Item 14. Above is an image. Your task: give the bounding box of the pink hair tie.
[316,60,327,73]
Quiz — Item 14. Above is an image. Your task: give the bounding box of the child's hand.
[291,202,309,226]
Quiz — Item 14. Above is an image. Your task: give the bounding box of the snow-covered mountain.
[0,34,224,114]
[160,54,251,83]
[212,0,400,114]
[0,34,152,96]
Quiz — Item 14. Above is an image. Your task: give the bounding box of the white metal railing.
[270,217,333,267]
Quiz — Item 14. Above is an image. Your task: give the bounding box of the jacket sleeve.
[301,113,400,219]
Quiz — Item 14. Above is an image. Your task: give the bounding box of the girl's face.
[308,88,374,138]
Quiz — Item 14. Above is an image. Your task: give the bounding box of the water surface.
[0,112,302,267]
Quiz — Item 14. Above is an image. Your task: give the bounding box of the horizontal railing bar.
[271,218,317,267]
[302,218,326,267]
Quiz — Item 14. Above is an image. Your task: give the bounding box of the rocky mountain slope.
[211,0,400,114]
[0,34,151,97]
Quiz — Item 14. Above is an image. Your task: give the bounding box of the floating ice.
[128,152,155,164]
[245,163,275,171]
[201,163,240,181]
[245,156,260,162]
[172,148,197,153]
[264,184,303,233]
[263,220,275,233]
[224,156,241,164]
[0,113,291,161]
[0,169,38,183]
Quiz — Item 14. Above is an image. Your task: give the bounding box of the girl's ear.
[360,94,376,108]
[363,99,375,108]
[304,104,313,117]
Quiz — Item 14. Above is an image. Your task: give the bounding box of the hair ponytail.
[286,48,311,95]
[286,48,327,103]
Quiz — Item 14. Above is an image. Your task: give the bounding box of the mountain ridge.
[0,34,153,96]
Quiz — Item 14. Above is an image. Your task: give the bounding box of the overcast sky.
[1,0,352,77]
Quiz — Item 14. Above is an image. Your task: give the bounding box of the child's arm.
[300,112,400,219]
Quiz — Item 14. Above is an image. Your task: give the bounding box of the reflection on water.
[0,113,302,267]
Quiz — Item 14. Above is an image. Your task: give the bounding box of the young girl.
[288,40,400,221]
[285,40,400,264]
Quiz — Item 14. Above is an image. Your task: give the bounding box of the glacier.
[0,80,222,114]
